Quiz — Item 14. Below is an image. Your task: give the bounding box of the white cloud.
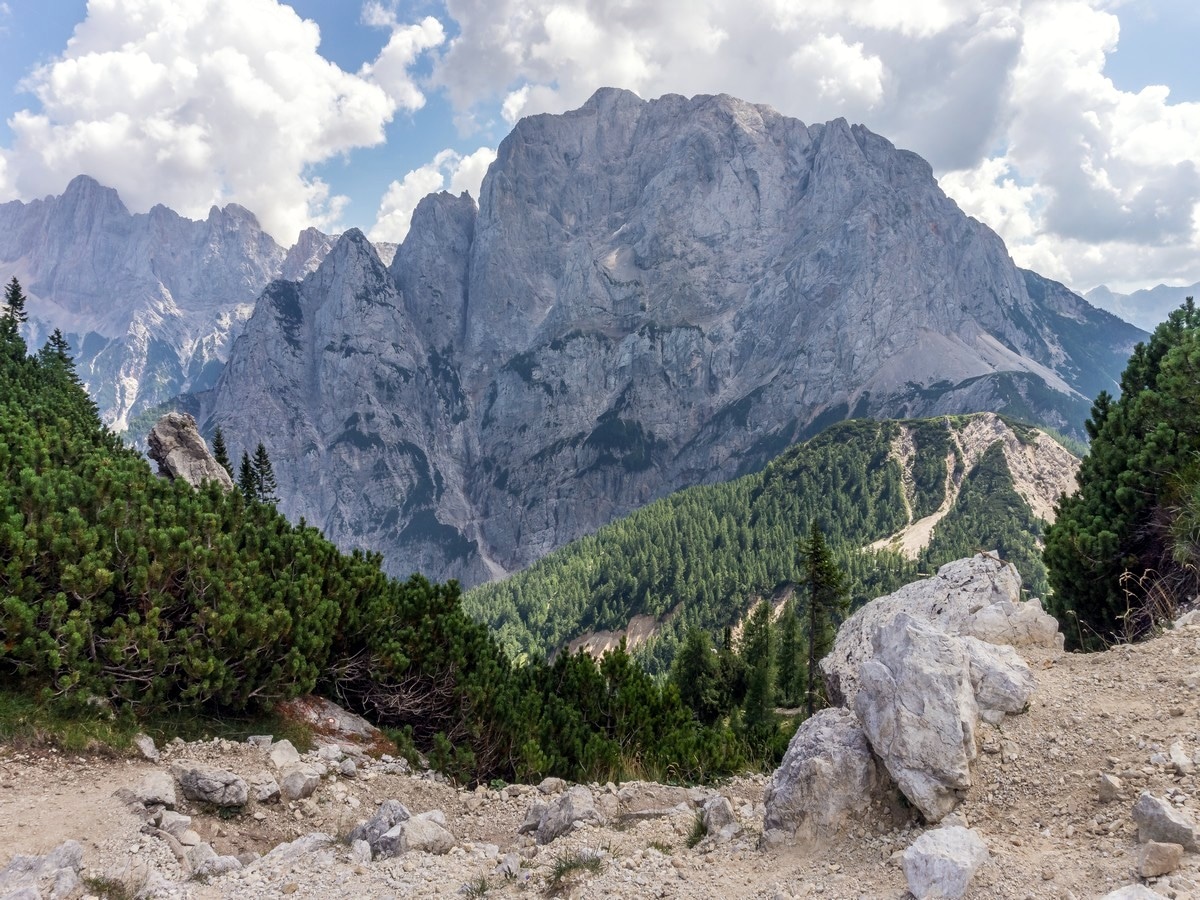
[0,0,442,243]
[370,146,496,242]
[788,34,884,108]
[360,15,445,113]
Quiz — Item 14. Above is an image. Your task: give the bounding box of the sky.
[0,1,1197,298]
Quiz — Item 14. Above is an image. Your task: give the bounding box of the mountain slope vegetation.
[464,413,1079,673]
[0,296,759,783]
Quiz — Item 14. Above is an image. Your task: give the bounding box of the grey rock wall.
[202,89,1145,584]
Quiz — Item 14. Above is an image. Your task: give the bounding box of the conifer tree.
[4,276,27,326]
[0,276,27,352]
[252,442,279,505]
[211,427,232,477]
[775,599,805,708]
[1046,297,1200,645]
[799,521,848,716]
[740,600,776,742]
[238,452,256,502]
[670,627,722,725]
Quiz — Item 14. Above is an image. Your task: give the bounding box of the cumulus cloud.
[0,0,441,243]
[428,0,1200,296]
[370,146,496,242]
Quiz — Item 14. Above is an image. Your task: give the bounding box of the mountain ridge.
[201,89,1141,585]
[0,175,342,430]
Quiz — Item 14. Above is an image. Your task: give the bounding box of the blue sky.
[0,0,1198,299]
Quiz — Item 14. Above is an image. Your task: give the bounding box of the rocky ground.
[8,612,1200,898]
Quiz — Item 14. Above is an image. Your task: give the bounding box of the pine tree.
[211,427,232,477]
[1045,298,1200,646]
[776,599,805,708]
[799,521,848,716]
[4,276,28,326]
[0,276,27,352]
[252,442,279,505]
[238,452,256,502]
[670,627,722,725]
[740,600,776,743]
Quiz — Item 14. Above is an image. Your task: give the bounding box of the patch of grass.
[83,872,144,900]
[647,840,674,854]
[0,686,315,755]
[686,812,707,849]
[545,849,605,896]
[0,688,139,754]
[462,875,490,898]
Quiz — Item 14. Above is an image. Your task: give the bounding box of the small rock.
[1133,792,1199,850]
[1171,743,1193,776]
[1100,887,1171,899]
[1099,774,1123,803]
[339,759,357,778]
[249,772,281,803]
[518,803,546,835]
[247,735,274,748]
[350,839,372,864]
[269,739,302,769]
[348,799,411,850]
[279,764,321,801]
[175,763,249,807]
[702,796,737,835]
[134,771,176,809]
[537,777,567,795]
[902,825,989,900]
[1138,841,1185,878]
[133,733,160,761]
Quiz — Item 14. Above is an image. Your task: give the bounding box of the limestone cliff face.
[204,89,1144,584]
[0,176,339,430]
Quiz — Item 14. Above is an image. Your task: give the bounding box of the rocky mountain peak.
[203,90,1144,585]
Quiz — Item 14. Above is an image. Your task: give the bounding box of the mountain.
[0,176,337,431]
[462,412,1079,671]
[1085,282,1199,332]
[201,88,1142,585]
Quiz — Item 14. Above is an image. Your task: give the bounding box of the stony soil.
[6,619,1200,899]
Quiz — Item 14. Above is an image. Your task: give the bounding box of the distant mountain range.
[1085,282,1200,332]
[0,89,1146,586]
[0,175,338,430]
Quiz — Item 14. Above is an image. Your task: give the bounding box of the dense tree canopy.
[466,416,1058,674]
[1045,298,1200,647]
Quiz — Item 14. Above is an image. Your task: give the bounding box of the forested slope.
[0,285,754,782]
[464,414,1078,672]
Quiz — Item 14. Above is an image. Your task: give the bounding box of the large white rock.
[903,825,989,900]
[854,614,978,822]
[823,555,1059,709]
[147,412,234,490]
[762,707,891,842]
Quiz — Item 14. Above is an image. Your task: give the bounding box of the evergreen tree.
[740,600,776,743]
[775,599,805,708]
[238,451,256,502]
[0,276,27,352]
[252,442,279,505]
[4,276,27,326]
[211,427,232,477]
[1045,298,1200,647]
[799,521,848,716]
[670,627,722,725]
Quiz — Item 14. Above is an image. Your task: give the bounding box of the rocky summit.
[4,555,1200,899]
[202,89,1142,584]
[0,176,336,431]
